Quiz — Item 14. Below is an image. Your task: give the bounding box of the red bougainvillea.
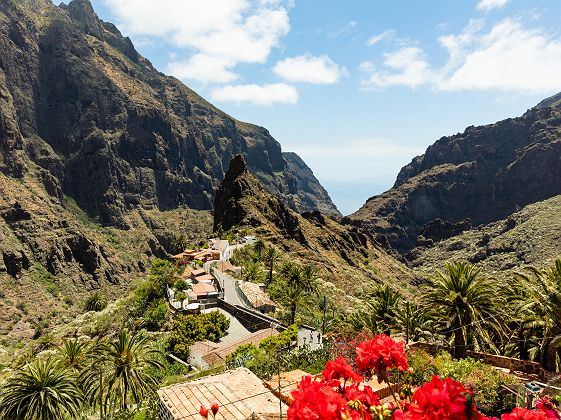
[355,334,408,381]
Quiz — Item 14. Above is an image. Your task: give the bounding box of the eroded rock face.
[352,97,561,253]
[0,0,339,228]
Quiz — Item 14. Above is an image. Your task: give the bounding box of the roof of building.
[210,239,229,252]
[181,266,194,278]
[192,282,217,295]
[157,367,284,419]
[202,328,279,366]
[238,282,276,309]
[216,260,241,273]
[191,268,207,277]
[264,370,309,404]
[194,274,215,283]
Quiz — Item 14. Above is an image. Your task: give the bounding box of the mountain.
[351,94,561,254]
[213,155,414,299]
[0,0,338,343]
[0,0,339,225]
[410,194,561,276]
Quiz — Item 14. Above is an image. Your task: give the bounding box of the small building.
[215,260,242,275]
[238,282,277,313]
[191,282,218,300]
[157,367,285,419]
[209,238,230,260]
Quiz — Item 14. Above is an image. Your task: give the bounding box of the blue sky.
[58,0,561,214]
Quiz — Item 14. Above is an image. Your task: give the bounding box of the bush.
[167,311,230,360]
[143,298,168,331]
[84,292,107,312]
[174,279,189,291]
[259,324,298,352]
[408,351,520,406]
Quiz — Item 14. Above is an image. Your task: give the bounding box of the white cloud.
[360,47,435,89]
[367,29,396,46]
[210,83,298,105]
[476,0,508,11]
[272,54,346,84]
[360,18,561,95]
[101,0,292,83]
[166,54,238,84]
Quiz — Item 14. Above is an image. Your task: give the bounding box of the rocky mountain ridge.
[213,155,414,299]
[0,0,339,226]
[351,94,561,254]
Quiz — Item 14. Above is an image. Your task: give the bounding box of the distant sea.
[323,180,392,217]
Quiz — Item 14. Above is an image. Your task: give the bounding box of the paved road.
[213,270,243,306]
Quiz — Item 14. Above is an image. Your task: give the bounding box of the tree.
[0,358,83,420]
[367,285,400,335]
[84,292,107,312]
[243,260,264,283]
[263,246,280,286]
[254,238,265,260]
[395,302,434,344]
[172,234,189,253]
[82,329,163,414]
[284,281,306,325]
[513,259,561,370]
[57,338,90,371]
[421,261,503,359]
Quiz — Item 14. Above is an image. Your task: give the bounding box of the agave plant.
[84,291,107,312]
[0,358,83,420]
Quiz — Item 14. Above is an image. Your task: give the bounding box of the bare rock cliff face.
[351,96,561,254]
[0,0,339,228]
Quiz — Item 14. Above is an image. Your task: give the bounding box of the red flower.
[355,334,408,381]
[199,405,209,418]
[322,357,363,385]
[344,383,380,409]
[536,397,561,420]
[501,408,548,420]
[404,376,481,420]
[211,402,219,417]
[288,375,350,420]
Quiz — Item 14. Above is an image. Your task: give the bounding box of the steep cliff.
[351,94,561,253]
[0,0,339,227]
[213,155,414,295]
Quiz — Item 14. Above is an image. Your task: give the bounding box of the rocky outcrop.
[213,156,413,289]
[351,94,561,253]
[0,0,338,229]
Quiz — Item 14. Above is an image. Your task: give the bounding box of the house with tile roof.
[157,368,285,419]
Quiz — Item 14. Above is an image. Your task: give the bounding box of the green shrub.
[167,311,230,360]
[84,292,107,312]
[46,283,59,297]
[174,279,189,291]
[63,296,74,306]
[143,298,169,331]
[16,301,28,314]
[259,324,298,352]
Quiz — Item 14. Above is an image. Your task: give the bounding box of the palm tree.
[0,358,83,420]
[58,338,90,371]
[254,238,265,260]
[263,246,280,286]
[395,302,435,344]
[421,261,503,359]
[283,281,306,325]
[84,292,107,312]
[172,234,189,253]
[82,329,163,414]
[367,284,400,335]
[243,260,264,283]
[514,259,561,371]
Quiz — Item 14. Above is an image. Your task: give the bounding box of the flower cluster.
[355,334,408,381]
[199,402,219,419]
[287,334,561,420]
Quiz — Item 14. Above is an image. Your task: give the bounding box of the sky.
[57,0,561,215]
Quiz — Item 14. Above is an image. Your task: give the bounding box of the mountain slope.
[214,155,414,297]
[351,94,561,253]
[0,0,339,225]
[410,194,561,276]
